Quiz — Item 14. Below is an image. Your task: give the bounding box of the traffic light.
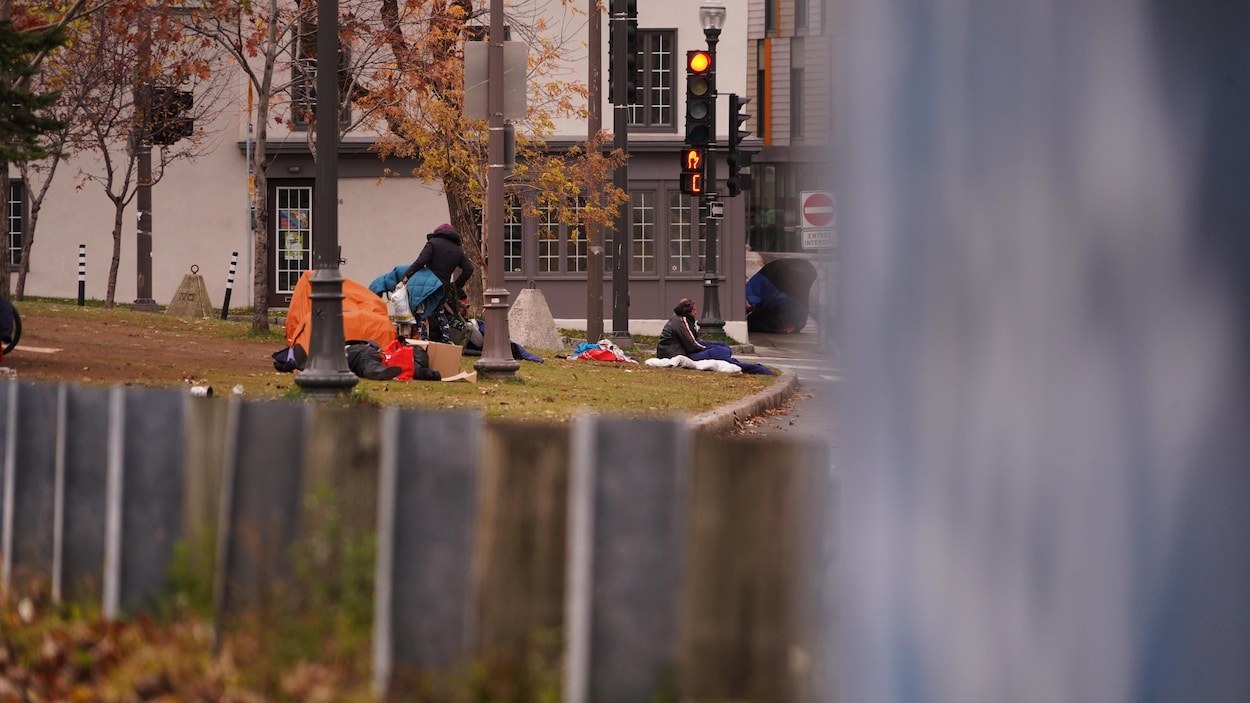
[726,93,752,196]
[608,0,639,105]
[685,49,714,145]
[148,87,193,146]
[626,0,638,97]
[680,147,706,196]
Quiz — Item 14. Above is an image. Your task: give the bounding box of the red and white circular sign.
[801,191,835,228]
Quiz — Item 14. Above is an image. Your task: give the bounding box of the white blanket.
[645,355,742,373]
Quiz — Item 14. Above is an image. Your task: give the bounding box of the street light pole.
[698,1,726,335]
[133,7,158,313]
[474,0,521,376]
[295,0,357,396]
[608,0,633,348]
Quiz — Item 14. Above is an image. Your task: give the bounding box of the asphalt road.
[735,326,839,460]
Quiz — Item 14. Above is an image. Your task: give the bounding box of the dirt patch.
[3,307,281,390]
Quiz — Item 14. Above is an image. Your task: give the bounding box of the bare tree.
[0,0,118,298]
[67,3,220,307]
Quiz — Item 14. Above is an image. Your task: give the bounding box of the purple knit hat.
[674,298,695,316]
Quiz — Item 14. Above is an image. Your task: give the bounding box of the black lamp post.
[295,0,358,396]
[473,0,521,377]
[698,0,726,335]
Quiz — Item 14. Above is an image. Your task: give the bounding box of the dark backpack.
[272,343,307,372]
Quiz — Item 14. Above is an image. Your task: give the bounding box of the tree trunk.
[15,205,38,300]
[107,196,124,308]
[251,142,269,332]
[444,177,484,313]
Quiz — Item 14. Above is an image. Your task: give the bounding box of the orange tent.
[285,271,398,351]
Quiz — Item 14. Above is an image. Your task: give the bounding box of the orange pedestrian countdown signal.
[683,148,703,170]
[681,172,704,195]
[680,148,705,196]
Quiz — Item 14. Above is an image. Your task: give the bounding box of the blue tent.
[746,258,817,333]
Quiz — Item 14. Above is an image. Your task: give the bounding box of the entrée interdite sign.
[800,191,835,249]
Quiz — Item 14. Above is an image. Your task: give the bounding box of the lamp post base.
[608,330,634,348]
[295,269,359,397]
[699,276,726,338]
[131,298,160,313]
[474,288,520,377]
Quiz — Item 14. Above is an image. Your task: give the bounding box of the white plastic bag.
[388,285,415,322]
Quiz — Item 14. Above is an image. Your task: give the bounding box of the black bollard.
[220,251,237,320]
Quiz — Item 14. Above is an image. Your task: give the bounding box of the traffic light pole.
[698,28,724,335]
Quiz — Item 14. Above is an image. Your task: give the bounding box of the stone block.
[507,288,565,350]
[166,273,215,318]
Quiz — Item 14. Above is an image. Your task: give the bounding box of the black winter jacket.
[403,225,475,292]
[656,313,708,358]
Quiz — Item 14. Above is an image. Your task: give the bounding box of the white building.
[7,0,752,339]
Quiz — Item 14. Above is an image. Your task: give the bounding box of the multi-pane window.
[567,198,588,272]
[275,185,312,293]
[503,195,523,273]
[537,203,561,273]
[631,191,655,273]
[628,30,675,129]
[667,191,695,272]
[7,181,23,267]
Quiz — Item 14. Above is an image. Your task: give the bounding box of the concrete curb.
[688,368,800,436]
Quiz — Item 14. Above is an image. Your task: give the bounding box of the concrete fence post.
[373,407,483,697]
[679,435,833,701]
[102,386,186,617]
[563,416,691,703]
[53,384,111,604]
[212,397,309,635]
[1,381,60,597]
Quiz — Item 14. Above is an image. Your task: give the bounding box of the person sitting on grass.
[656,298,734,362]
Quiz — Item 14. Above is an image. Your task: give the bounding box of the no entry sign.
[801,191,835,229]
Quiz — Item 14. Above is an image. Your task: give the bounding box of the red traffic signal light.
[687,50,712,74]
[685,51,715,146]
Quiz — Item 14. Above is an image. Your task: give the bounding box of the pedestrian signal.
[680,147,706,195]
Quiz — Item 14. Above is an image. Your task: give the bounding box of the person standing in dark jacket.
[656,298,733,361]
[400,223,475,343]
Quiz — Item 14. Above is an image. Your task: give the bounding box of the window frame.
[626,29,677,132]
[7,180,25,268]
[667,190,697,273]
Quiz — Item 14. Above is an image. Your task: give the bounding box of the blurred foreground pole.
[838,1,1250,702]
